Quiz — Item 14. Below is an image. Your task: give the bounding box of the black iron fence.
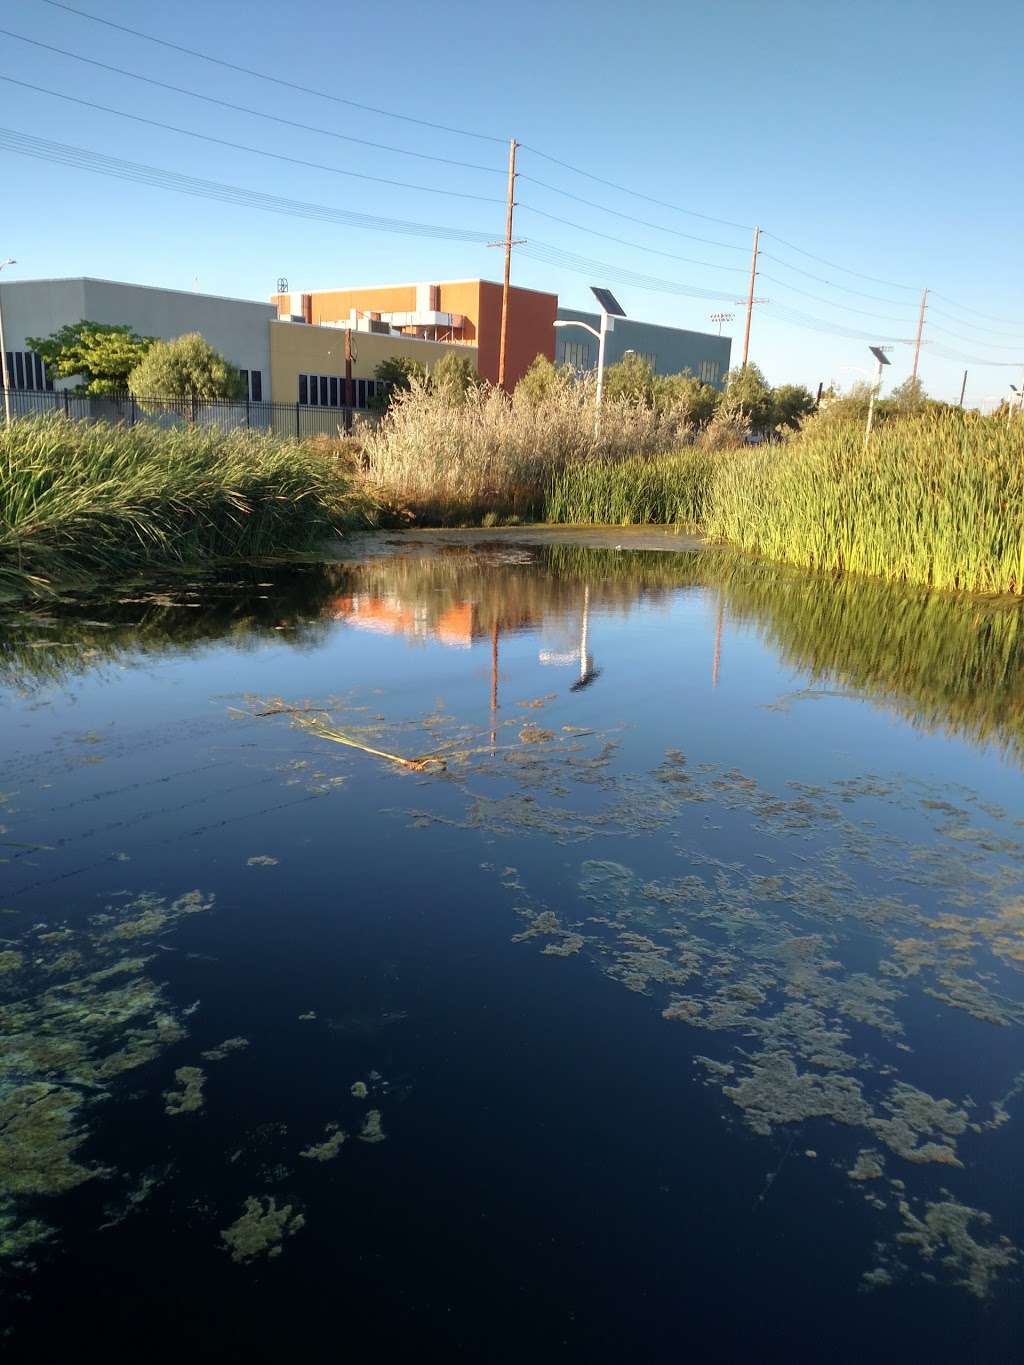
[0,387,374,438]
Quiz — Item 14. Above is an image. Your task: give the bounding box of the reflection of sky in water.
[1,545,1023,1363]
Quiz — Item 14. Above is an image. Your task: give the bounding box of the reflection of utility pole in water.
[490,620,500,749]
[712,592,724,689]
[539,585,600,691]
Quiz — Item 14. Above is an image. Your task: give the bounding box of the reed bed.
[0,415,376,599]
[361,379,693,523]
[706,412,1024,595]
[546,448,718,528]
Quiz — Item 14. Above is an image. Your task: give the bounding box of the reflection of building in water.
[329,595,481,648]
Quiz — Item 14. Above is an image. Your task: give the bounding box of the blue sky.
[1,0,1021,404]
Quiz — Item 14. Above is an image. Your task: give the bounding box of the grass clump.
[0,415,376,600]
[546,448,718,528]
[362,377,692,524]
[706,411,1024,595]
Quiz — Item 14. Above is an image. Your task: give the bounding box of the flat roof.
[556,305,728,342]
[5,276,276,310]
[277,279,559,301]
[270,319,478,348]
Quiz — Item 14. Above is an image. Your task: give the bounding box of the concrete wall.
[554,309,732,389]
[269,320,479,404]
[1,277,275,391]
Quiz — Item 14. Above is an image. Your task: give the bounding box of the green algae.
[350,1081,368,1099]
[848,1150,885,1182]
[246,856,279,867]
[200,1037,250,1063]
[0,950,23,974]
[163,1067,205,1117]
[220,1195,305,1264]
[358,1110,386,1144]
[893,1198,1019,1298]
[300,1123,347,1162]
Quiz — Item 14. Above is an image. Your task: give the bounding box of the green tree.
[603,353,657,406]
[127,333,245,401]
[26,320,155,396]
[771,383,816,431]
[723,363,776,434]
[430,351,482,402]
[514,354,576,406]
[654,372,721,424]
[371,355,428,410]
[889,376,927,414]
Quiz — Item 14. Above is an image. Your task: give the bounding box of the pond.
[1,533,1023,1363]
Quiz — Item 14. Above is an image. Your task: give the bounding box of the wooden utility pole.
[911,286,929,383]
[344,327,355,433]
[958,369,968,408]
[496,138,518,391]
[741,225,760,367]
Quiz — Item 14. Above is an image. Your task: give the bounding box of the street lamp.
[553,286,626,412]
[0,257,16,426]
[710,312,734,336]
[864,345,891,447]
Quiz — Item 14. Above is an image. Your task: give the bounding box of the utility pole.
[911,286,929,383]
[496,137,518,391]
[958,370,968,408]
[741,225,760,367]
[0,257,15,426]
[343,328,355,433]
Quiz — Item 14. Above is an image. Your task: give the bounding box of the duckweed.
[221,1196,305,1264]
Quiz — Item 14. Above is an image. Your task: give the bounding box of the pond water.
[1,535,1023,1363]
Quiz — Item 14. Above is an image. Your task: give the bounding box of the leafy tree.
[603,353,657,407]
[723,363,776,434]
[771,383,816,431]
[371,355,428,410]
[889,376,927,414]
[430,351,482,401]
[654,372,721,425]
[515,354,576,406]
[26,320,155,396]
[127,333,245,401]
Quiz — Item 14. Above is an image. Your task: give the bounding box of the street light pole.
[864,345,891,448]
[0,258,16,426]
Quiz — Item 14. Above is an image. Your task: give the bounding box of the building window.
[557,339,593,369]
[33,353,44,389]
[298,374,308,404]
[699,359,721,385]
[329,376,339,407]
[632,351,657,371]
[250,369,262,401]
[14,352,24,388]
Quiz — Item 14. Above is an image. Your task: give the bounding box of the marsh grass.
[361,378,693,524]
[546,448,718,528]
[0,416,376,599]
[707,412,1024,595]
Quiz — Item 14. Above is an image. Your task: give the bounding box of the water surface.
[2,538,1022,1362]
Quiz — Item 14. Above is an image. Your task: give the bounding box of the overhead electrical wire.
[517,204,748,273]
[0,74,505,205]
[757,273,917,324]
[518,144,753,232]
[517,174,748,250]
[757,252,919,307]
[930,291,1024,329]
[0,28,503,175]
[36,0,506,144]
[0,127,496,244]
[758,231,919,292]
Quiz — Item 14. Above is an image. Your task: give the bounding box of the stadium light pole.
[710,312,734,336]
[0,258,16,426]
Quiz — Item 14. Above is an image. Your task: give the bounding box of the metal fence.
[0,387,373,438]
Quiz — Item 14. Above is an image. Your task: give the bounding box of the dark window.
[309,374,318,405]
[299,374,308,404]
[14,352,24,389]
[319,375,329,406]
[356,379,366,408]
[365,380,375,402]
[250,369,262,401]
[3,353,12,388]
[33,353,44,389]
[329,376,338,407]
[239,369,248,397]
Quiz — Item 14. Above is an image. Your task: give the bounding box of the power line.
[518,241,740,304]
[0,74,505,206]
[928,304,1024,339]
[759,230,919,292]
[758,273,917,324]
[518,144,753,231]
[758,251,917,306]
[0,28,502,175]
[925,319,1024,351]
[36,0,506,144]
[930,291,1024,328]
[0,126,495,244]
[517,174,748,250]
[517,203,749,274]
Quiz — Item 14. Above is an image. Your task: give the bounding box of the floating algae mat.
[1,542,1023,1362]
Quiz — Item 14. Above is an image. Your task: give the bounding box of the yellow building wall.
[268,321,479,404]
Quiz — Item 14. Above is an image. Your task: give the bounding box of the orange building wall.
[271,280,556,388]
